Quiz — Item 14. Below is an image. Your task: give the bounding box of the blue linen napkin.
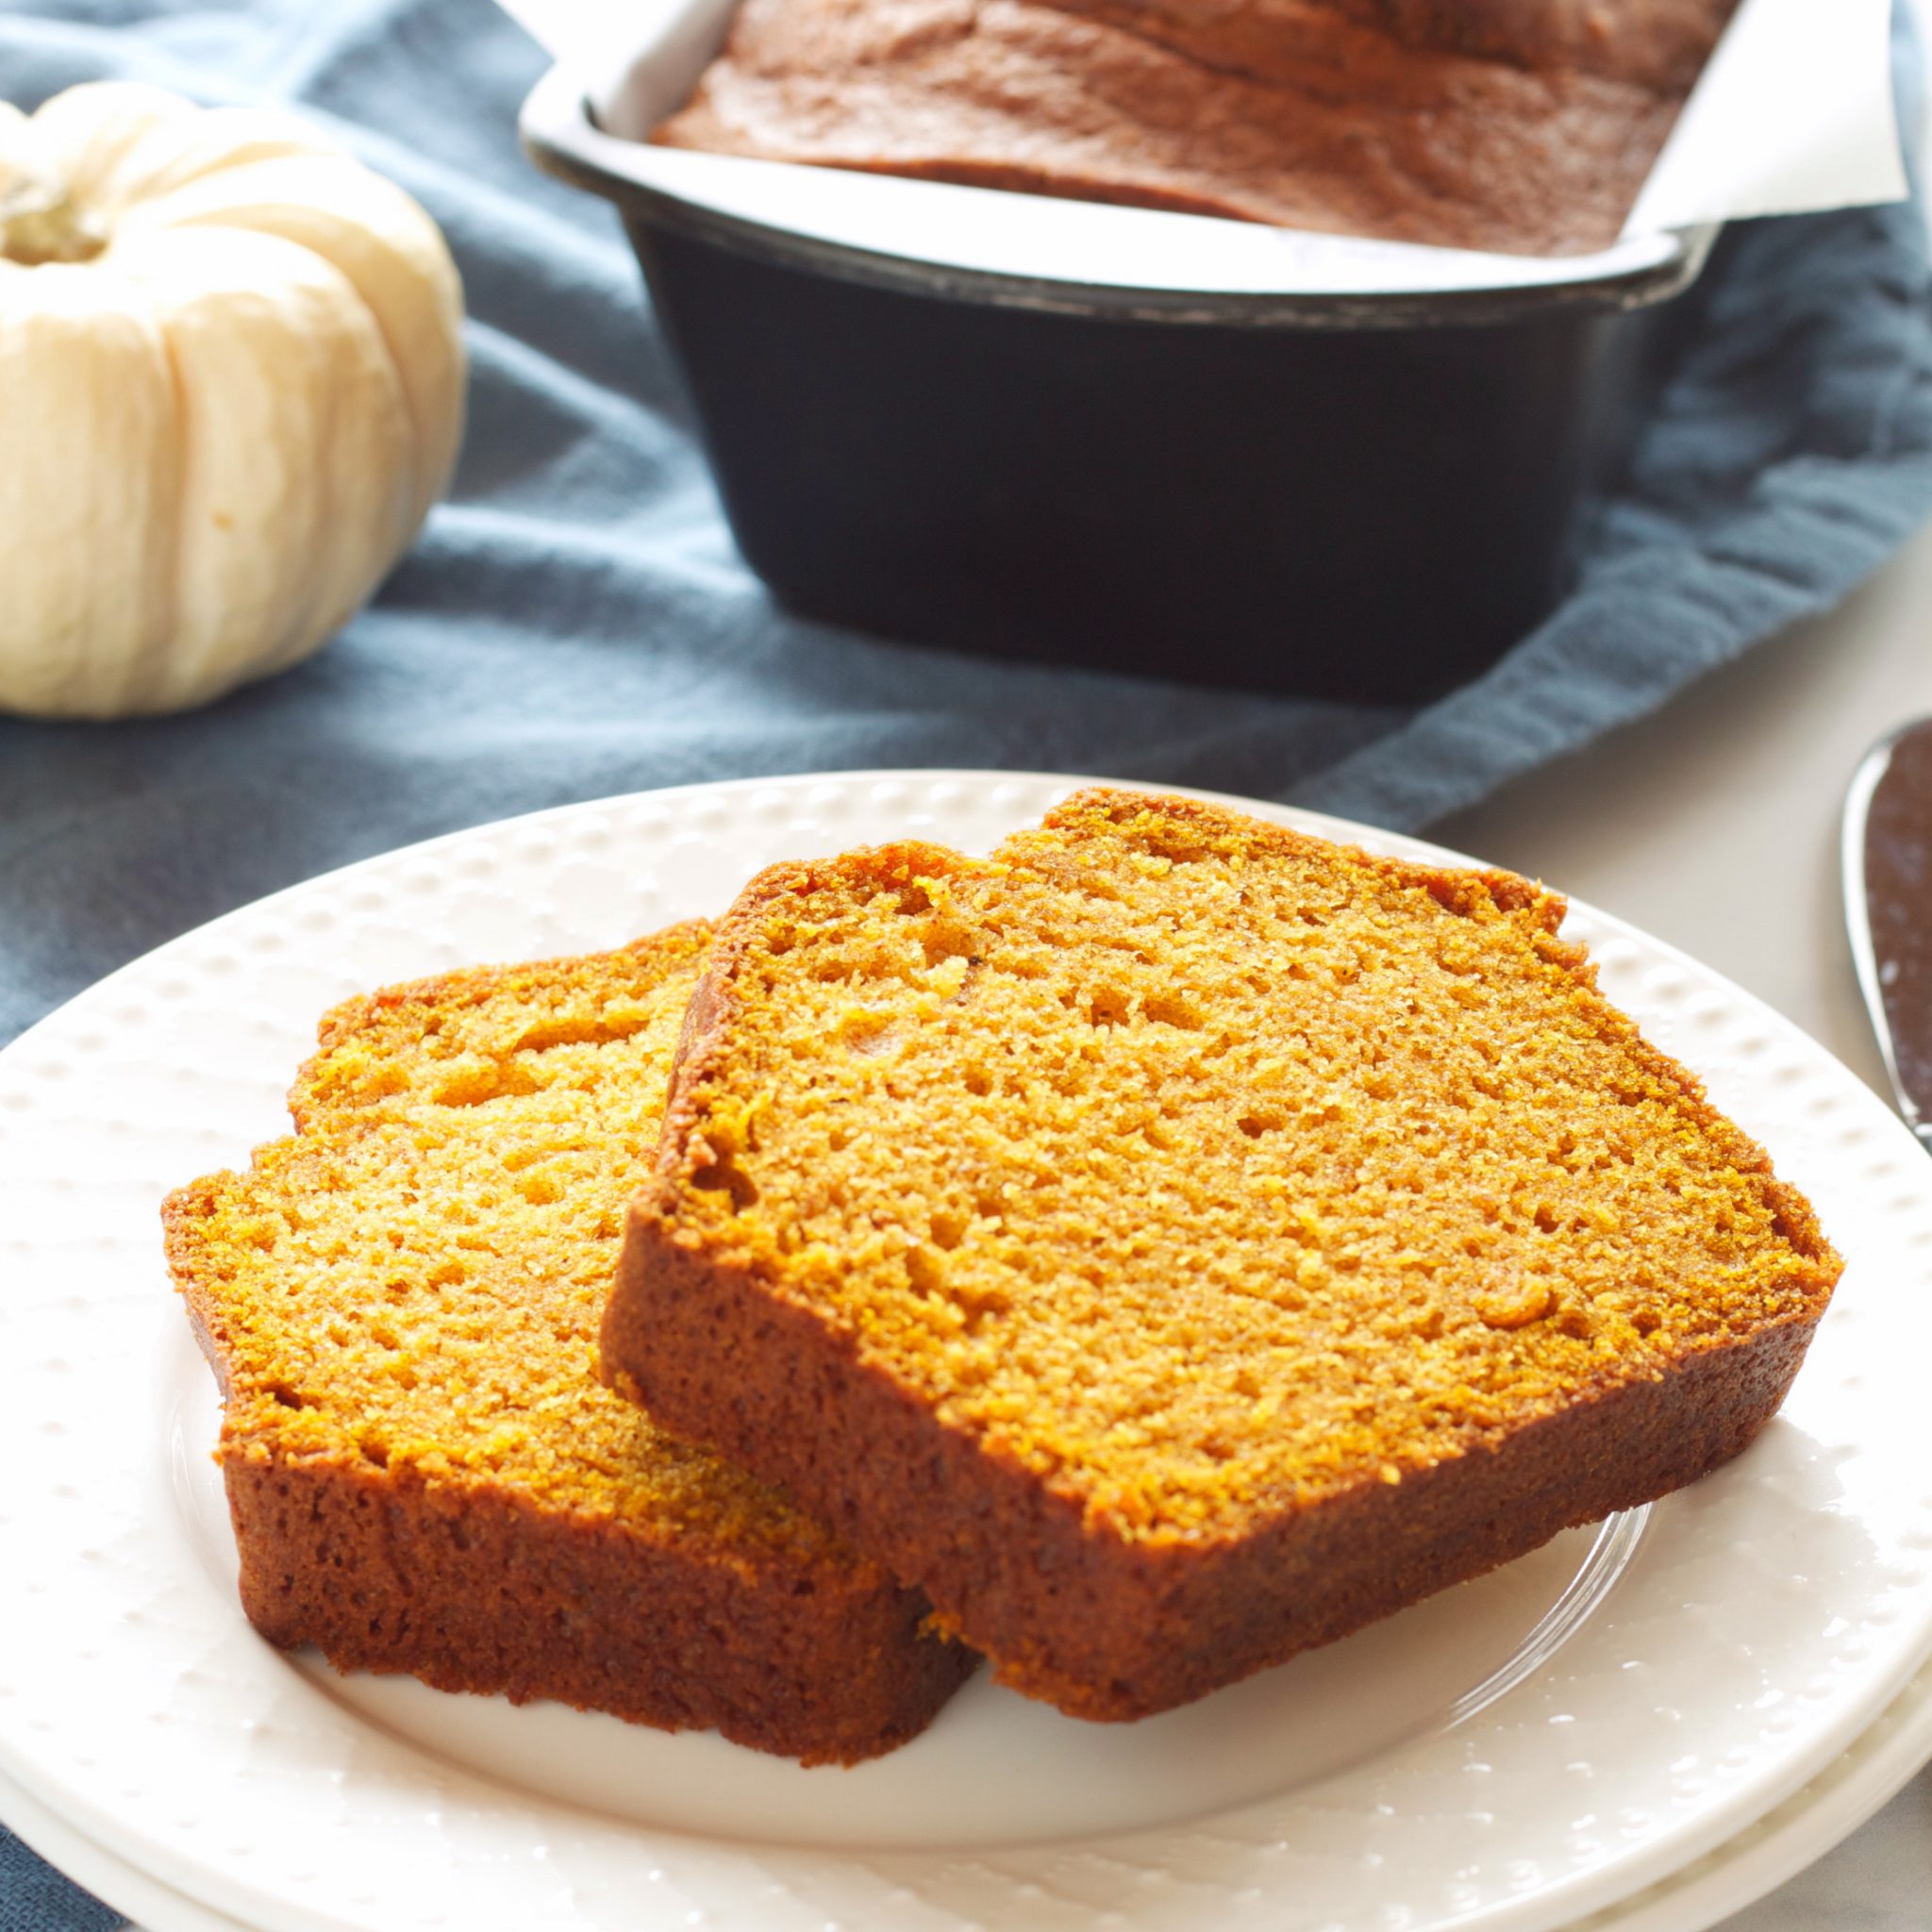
[0,1841,118,1932]
[2,3,1930,1924]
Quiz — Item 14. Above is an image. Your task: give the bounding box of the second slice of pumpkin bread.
[605,791,1841,1722]
[164,925,972,1764]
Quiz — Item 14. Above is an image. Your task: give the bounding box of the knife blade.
[1844,717,1932,1155]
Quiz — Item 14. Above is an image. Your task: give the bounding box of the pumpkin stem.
[0,168,108,265]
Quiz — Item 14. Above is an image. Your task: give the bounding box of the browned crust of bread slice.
[209,1431,966,1763]
[606,1223,1815,1716]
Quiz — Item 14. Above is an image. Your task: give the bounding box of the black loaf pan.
[521,43,1717,705]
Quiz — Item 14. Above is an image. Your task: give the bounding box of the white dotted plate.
[2,772,1930,1932]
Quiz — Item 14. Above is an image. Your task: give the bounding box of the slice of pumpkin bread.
[605,791,1841,1722]
[164,925,971,1765]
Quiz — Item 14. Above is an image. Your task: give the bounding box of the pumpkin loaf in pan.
[605,791,1841,1722]
[654,0,1740,257]
[164,925,972,1766]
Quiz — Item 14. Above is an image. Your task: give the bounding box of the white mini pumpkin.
[0,82,464,719]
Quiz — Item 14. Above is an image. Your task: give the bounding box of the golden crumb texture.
[163,923,972,1763]
[608,789,1841,1719]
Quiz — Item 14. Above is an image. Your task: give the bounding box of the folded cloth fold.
[1,1,1929,1924]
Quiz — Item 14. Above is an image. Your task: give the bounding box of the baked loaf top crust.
[1307,0,1738,91]
[165,926,969,1762]
[653,0,1740,255]
[608,791,1840,1713]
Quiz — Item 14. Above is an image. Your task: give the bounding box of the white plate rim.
[7,1658,1928,1932]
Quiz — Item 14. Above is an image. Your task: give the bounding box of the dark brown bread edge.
[166,1203,972,1766]
[608,1208,1823,1721]
[217,1448,971,1765]
[605,791,1842,1720]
